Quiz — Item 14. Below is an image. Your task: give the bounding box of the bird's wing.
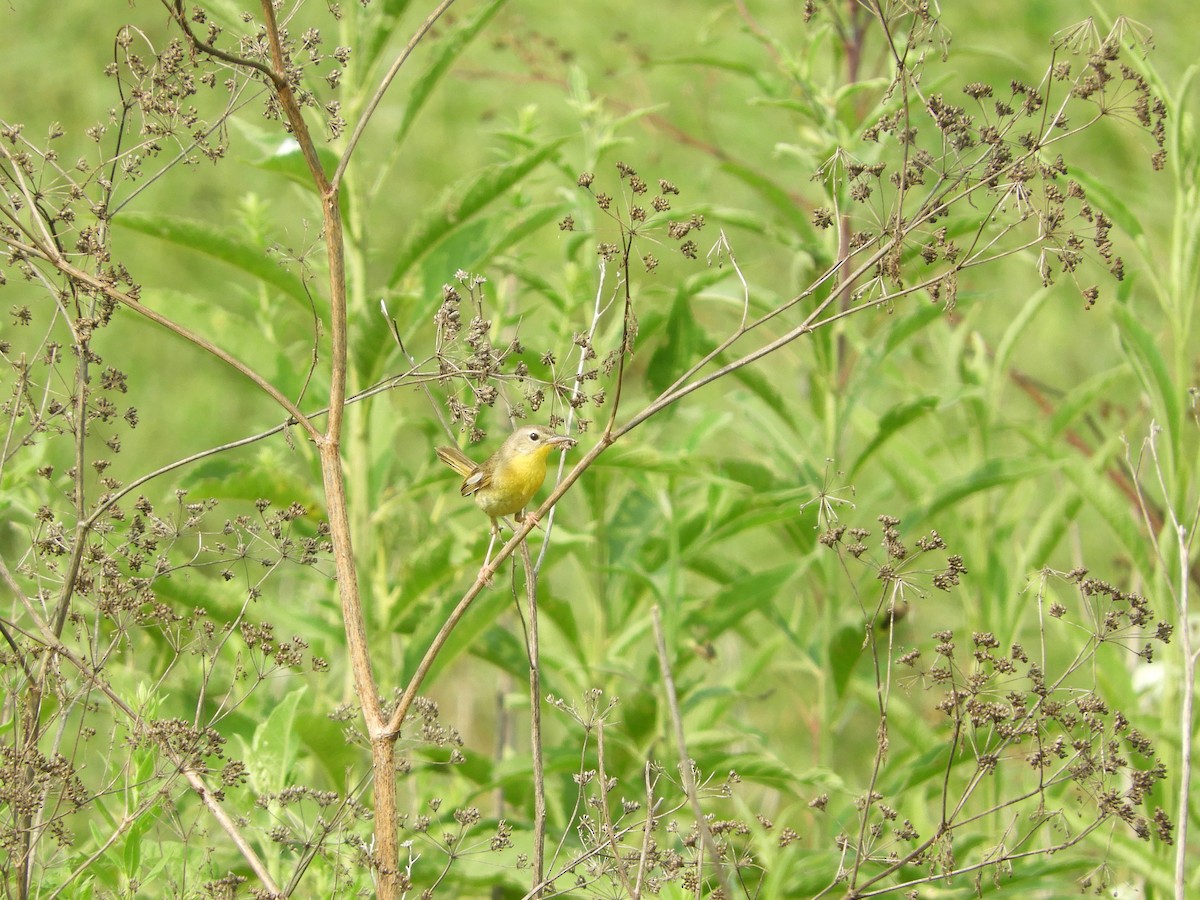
[459,467,491,498]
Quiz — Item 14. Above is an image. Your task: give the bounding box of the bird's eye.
[528,431,540,442]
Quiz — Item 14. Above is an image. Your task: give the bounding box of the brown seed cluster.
[817,515,1174,886]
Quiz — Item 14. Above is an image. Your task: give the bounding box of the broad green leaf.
[388,139,566,286]
[881,297,945,358]
[487,204,570,263]
[398,584,513,688]
[647,287,709,398]
[500,260,570,311]
[648,270,729,400]
[879,741,958,795]
[469,623,530,681]
[828,623,863,699]
[249,139,341,195]
[181,451,324,512]
[243,686,307,794]
[113,212,312,310]
[718,358,800,431]
[690,750,799,788]
[711,457,776,492]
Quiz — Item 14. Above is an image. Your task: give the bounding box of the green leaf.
[181,452,324,514]
[882,301,944,358]
[500,260,570,311]
[720,359,800,431]
[917,457,1061,522]
[1046,367,1128,437]
[646,286,710,397]
[828,623,863,699]
[879,741,957,794]
[360,0,416,76]
[1072,168,1144,239]
[1013,447,1083,571]
[394,0,508,145]
[687,563,796,637]
[244,686,307,794]
[991,287,1049,383]
[113,212,312,310]
[653,54,780,93]
[691,750,799,788]
[849,396,938,479]
[399,584,513,686]
[1113,302,1182,451]
[485,204,569,264]
[469,624,529,681]
[718,161,814,236]
[388,139,565,286]
[1059,436,1153,576]
[249,139,341,194]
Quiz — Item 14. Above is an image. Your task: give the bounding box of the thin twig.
[0,557,283,895]
[650,605,732,898]
[632,763,659,898]
[596,721,637,896]
[520,541,548,897]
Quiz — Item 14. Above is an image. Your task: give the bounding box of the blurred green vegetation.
[1,0,1196,897]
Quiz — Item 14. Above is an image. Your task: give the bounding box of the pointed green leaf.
[917,457,1060,522]
[1113,302,1181,449]
[719,160,814,235]
[1071,168,1144,239]
[360,0,417,75]
[113,212,312,309]
[250,139,340,194]
[850,396,938,478]
[1047,367,1127,437]
[687,563,796,637]
[1060,437,1153,575]
[992,287,1049,382]
[718,356,799,430]
[394,0,508,145]
[244,686,307,794]
[388,139,565,286]
[828,623,863,699]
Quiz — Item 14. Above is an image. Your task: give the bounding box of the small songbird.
[436,425,576,563]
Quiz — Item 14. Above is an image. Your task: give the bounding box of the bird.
[436,425,576,565]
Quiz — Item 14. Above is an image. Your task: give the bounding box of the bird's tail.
[435,445,476,477]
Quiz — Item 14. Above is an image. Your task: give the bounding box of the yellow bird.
[436,425,576,550]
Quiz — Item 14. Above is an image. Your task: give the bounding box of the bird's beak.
[548,434,576,449]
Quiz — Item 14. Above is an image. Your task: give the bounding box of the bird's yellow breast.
[475,445,554,518]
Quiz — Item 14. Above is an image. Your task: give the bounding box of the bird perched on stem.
[436,425,576,566]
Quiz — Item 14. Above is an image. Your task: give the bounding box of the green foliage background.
[1,0,1196,897]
